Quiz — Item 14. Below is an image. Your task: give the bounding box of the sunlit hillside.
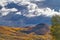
[0,25,53,40]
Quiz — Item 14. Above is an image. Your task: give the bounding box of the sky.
[0,0,60,27]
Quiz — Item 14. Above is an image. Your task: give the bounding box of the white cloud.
[24,7,60,17]
[0,7,18,16]
[16,12,21,15]
[0,0,8,6]
[10,8,18,12]
[21,1,60,17]
[0,0,60,18]
[37,8,60,17]
[0,0,45,6]
[0,7,10,16]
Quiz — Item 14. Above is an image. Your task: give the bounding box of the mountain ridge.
[0,23,52,40]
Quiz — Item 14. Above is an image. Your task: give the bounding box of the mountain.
[0,14,51,27]
[0,24,52,40]
[21,23,50,35]
[31,23,50,35]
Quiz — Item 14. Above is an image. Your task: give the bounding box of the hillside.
[0,24,53,40]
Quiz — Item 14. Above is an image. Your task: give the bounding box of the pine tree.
[51,15,60,40]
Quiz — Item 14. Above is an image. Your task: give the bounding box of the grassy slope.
[0,26,52,40]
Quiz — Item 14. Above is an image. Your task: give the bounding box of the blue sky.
[0,0,60,27]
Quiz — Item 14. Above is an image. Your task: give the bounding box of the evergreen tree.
[51,15,60,40]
